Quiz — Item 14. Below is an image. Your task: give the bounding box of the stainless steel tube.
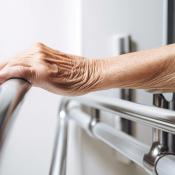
[49,92,175,175]
[0,79,30,144]
[66,95,175,134]
[49,100,69,175]
[49,101,97,175]
[156,154,175,175]
[66,107,150,170]
[50,96,175,175]
[67,105,175,175]
[92,123,150,168]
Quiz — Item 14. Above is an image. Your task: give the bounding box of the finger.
[0,66,33,84]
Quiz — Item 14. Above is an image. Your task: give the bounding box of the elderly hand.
[0,43,101,96]
[1,43,175,95]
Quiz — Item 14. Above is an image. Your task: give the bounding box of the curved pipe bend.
[0,78,30,145]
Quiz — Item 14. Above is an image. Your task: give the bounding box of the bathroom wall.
[0,0,81,174]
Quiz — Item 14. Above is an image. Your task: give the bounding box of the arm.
[92,44,175,93]
[0,43,175,96]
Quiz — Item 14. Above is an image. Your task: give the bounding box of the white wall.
[0,0,81,175]
[82,0,164,57]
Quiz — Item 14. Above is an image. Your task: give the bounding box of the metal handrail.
[67,95,175,134]
[0,79,175,174]
[0,79,30,147]
[50,95,175,175]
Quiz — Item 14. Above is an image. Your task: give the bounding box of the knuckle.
[32,42,47,60]
[35,42,45,48]
[33,42,45,53]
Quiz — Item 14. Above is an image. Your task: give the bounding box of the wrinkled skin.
[0,43,102,96]
[1,42,175,96]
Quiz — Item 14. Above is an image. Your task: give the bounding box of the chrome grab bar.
[0,79,175,174]
[0,79,30,146]
[50,95,175,175]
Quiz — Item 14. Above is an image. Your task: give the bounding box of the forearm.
[1,43,175,96]
[87,44,175,93]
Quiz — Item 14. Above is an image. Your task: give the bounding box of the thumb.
[0,66,34,84]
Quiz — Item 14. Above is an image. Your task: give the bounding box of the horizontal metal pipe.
[67,107,175,175]
[65,95,175,134]
[67,107,149,166]
[67,106,93,135]
[92,123,150,168]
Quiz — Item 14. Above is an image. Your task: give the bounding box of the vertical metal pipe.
[153,94,169,150]
[120,89,135,135]
[167,94,175,152]
[49,100,69,175]
[152,128,161,143]
[116,34,135,135]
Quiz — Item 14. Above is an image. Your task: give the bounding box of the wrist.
[81,58,106,94]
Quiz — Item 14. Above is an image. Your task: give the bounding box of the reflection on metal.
[49,100,69,175]
[143,93,175,175]
[0,79,30,148]
[0,79,175,175]
[50,95,175,175]
[143,142,167,174]
[143,94,175,174]
[156,154,175,175]
[153,94,169,151]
